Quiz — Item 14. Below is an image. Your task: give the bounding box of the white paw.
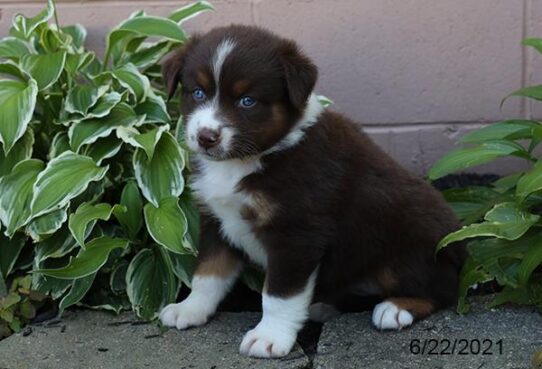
[372,301,413,330]
[159,301,211,330]
[239,321,296,358]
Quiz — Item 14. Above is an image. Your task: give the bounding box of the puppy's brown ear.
[279,40,318,109]
[161,36,200,100]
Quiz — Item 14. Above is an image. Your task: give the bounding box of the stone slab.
[0,311,309,369]
[315,302,542,369]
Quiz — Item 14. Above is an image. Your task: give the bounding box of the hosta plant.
[0,0,215,332]
[429,38,542,313]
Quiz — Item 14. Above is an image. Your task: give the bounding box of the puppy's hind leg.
[372,297,434,330]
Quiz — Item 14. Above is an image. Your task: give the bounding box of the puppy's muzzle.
[197,128,221,150]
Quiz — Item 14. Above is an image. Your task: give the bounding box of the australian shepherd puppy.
[159,25,465,358]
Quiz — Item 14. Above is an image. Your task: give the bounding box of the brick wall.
[1,0,537,175]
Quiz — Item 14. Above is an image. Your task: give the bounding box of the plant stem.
[53,0,62,32]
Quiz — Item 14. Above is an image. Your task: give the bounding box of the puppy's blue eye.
[239,96,257,108]
[192,88,206,102]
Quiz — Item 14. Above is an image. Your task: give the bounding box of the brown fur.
[163,24,466,324]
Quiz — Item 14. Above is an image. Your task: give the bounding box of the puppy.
[159,25,465,358]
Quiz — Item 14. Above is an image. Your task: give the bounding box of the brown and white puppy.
[159,25,466,358]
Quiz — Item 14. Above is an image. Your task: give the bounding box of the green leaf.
[169,1,214,24]
[134,132,185,207]
[460,120,538,144]
[316,95,334,108]
[0,129,33,178]
[0,37,31,58]
[504,85,542,105]
[523,38,542,54]
[64,85,109,115]
[134,92,170,123]
[127,41,171,69]
[10,0,54,39]
[30,151,108,219]
[0,159,44,237]
[113,181,143,240]
[429,141,525,180]
[110,261,128,294]
[517,161,542,200]
[437,203,540,250]
[59,273,96,313]
[36,237,129,279]
[169,252,196,287]
[20,51,67,90]
[34,226,76,262]
[81,135,123,165]
[69,202,120,247]
[64,52,95,77]
[0,233,26,279]
[517,241,542,285]
[117,124,169,161]
[62,24,87,50]
[144,197,189,254]
[39,28,70,53]
[0,79,38,155]
[118,16,187,42]
[26,205,69,242]
[180,190,200,246]
[126,246,177,320]
[68,103,144,152]
[108,63,150,103]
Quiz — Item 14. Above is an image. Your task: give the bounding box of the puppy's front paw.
[159,301,210,330]
[372,301,413,330]
[239,321,296,358]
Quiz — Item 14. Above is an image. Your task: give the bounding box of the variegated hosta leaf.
[36,237,129,279]
[34,226,76,263]
[117,124,169,161]
[0,78,38,155]
[128,41,171,69]
[113,180,143,240]
[26,204,69,242]
[0,233,26,279]
[169,1,215,24]
[59,273,96,313]
[20,51,67,90]
[0,60,31,81]
[0,128,33,178]
[81,135,123,165]
[64,84,109,115]
[69,202,124,247]
[62,23,87,50]
[40,28,71,53]
[144,197,189,254]
[134,132,185,207]
[49,132,70,159]
[0,159,44,237]
[10,0,54,39]
[85,91,123,119]
[108,63,150,103]
[64,52,95,77]
[68,103,145,152]
[126,246,177,320]
[134,92,170,124]
[30,151,108,219]
[0,37,31,59]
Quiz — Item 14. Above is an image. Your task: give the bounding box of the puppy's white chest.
[192,158,267,268]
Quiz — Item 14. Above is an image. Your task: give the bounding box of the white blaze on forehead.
[185,38,237,153]
[211,38,236,87]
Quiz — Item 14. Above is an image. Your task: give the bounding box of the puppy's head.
[162,25,318,160]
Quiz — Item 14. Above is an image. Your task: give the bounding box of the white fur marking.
[160,273,239,330]
[372,301,414,330]
[239,271,317,358]
[191,157,268,268]
[265,93,324,154]
[211,38,236,87]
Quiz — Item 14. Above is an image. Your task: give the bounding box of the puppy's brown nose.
[197,128,221,149]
